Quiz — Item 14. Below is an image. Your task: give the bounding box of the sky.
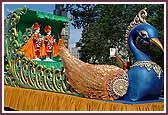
[3,4,82,48]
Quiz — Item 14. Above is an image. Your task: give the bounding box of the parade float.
[4,7,164,111]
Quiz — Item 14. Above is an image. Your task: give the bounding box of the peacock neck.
[128,34,151,62]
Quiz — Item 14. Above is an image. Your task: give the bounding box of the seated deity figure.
[21,22,43,60]
[43,25,59,61]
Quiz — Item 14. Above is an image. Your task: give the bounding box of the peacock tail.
[59,46,128,100]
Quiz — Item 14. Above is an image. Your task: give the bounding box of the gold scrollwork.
[4,8,80,97]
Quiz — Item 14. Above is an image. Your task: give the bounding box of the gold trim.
[130,61,163,79]
[4,85,164,111]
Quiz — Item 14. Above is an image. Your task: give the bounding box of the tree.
[65,4,164,68]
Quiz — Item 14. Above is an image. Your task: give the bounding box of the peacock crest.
[125,8,148,48]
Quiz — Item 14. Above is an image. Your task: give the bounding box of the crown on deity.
[44,25,52,33]
[32,22,40,30]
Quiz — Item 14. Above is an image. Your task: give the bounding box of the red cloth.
[43,35,59,57]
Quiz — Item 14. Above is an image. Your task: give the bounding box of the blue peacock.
[58,8,164,101]
[123,8,164,101]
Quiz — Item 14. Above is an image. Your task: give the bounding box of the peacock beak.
[150,38,164,52]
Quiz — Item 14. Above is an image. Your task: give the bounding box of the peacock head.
[131,23,164,52]
[125,8,164,53]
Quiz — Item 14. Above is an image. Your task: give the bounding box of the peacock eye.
[140,30,148,38]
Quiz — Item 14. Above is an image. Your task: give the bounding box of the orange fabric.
[4,86,164,111]
[41,44,47,57]
[53,43,59,57]
[21,34,46,59]
[21,38,36,59]
[58,38,65,47]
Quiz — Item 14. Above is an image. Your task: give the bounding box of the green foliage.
[65,4,164,68]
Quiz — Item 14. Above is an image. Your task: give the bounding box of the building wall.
[70,47,80,59]
[53,4,70,49]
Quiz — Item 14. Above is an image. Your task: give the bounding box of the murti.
[21,23,60,61]
[43,25,59,61]
[21,22,43,60]
[32,22,42,61]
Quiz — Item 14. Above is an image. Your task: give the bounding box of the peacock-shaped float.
[4,7,164,103]
[58,8,164,101]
